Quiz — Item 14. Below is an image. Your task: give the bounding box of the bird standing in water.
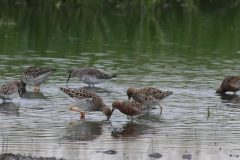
[21,66,56,91]
[59,87,112,119]
[111,100,156,120]
[126,87,173,113]
[67,67,116,87]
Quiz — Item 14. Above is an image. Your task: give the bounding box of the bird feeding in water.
[59,87,113,119]
[21,66,55,91]
[0,81,21,102]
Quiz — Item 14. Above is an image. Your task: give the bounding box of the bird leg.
[34,85,38,91]
[81,111,86,117]
[159,105,163,114]
[38,86,40,90]
[70,105,86,118]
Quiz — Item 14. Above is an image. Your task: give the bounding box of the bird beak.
[111,108,115,115]
[18,89,21,97]
[67,73,71,84]
[128,95,131,100]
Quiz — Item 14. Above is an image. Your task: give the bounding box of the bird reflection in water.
[111,122,150,139]
[218,93,240,106]
[19,88,48,100]
[64,120,104,142]
[0,102,20,116]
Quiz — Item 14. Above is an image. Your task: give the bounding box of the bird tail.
[48,68,56,72]
[106,75,116,79]
[59,87,73,97]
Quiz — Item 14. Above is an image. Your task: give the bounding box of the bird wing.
[23,66,55,78]
[123,100,150,110]
[224,76,240,91]
[0,82,17,95]
[138,87,173,100]
[72,89,97,99]
[85,68,115,79]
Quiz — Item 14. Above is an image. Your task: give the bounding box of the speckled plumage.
[21,66,55,90]
[67,67,116,87]
[216,76,240,93]
[0,81,20,101]
[127,87,173,112]
[59,87,112,119]
[112,100,156,117]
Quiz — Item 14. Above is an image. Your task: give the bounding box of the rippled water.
[1,2,240,160]
[1,53,240,160]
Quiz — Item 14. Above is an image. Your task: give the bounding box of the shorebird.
[216,76,240,94]
[0,81,21,102]
[111,100,156,119]
[21,66,56,91]
[59,87,112,119]
[126,87,173,113]
[67,67,116,87]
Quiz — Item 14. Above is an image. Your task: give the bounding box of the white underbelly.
[81,75,106,84]
[22,71,54,86]
[0,93,17,100]
[142,100,160,107]
[66,96,98,111]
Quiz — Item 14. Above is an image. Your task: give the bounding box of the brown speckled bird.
[111,100,156,119]
[59,87,112,119]
[126,87,173,113]
[216,76,240,94]
[21,66,55,91]
[0,81,21,102]
[67,67,116,87]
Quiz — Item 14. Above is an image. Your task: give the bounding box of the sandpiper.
[111,100,156,119]
[59,87,112,119]
[216,76,240,94]
[67,67,116,87]
[126,87,173,113]
[21,66,56,91]
[0,81,21,102]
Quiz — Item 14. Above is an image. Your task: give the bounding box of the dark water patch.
[149,153,162,159]
[96,150,117,154]
[182,154,192,160]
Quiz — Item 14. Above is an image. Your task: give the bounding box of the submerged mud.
[0,153,66,160]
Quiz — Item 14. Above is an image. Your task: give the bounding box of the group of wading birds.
[0,66,239,120]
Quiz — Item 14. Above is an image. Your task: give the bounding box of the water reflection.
[19,88,48,100]
[111,122,150,139]
[0,103,19,115]
[136,113,162,123]
[63,120,104,142]
[1,1,240,159]
[217,93,240,106]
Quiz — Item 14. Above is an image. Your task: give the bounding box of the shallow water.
[1,2,240,160]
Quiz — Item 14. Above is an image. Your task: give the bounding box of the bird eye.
[112,104,115,107]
